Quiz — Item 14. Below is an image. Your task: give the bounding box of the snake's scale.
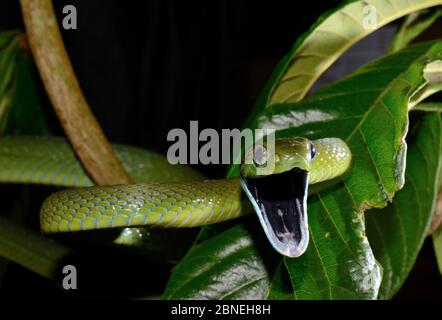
[0,136,351,233]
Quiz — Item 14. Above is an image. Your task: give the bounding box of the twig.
[20,0,133,185]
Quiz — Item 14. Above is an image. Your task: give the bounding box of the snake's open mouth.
[240,167,309,258]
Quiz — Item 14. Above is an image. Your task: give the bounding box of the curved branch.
[20,0,133,185]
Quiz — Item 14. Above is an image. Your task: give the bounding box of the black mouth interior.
[242,167,309,257]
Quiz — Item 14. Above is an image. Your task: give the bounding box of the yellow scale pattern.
[0,136,350,233]
[309,138,351,184]
[40,179,243,233]
[0,136,203,187]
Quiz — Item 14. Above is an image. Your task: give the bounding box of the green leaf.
[267,262,295,300]
[268,186,382,299]
[249,41,442,203]
[0,31,20,133]
[434,224,442,276]
[0,216,71,279]
[0,88,13,135]
[389,7,442,53]
[0,31,21,285]
[167,41,442,300]
[244,0,442,128]
[366,113,441,299]
[163,222,278,300]
[0,30,51,285]
[4,53,51,135]
[255,41,442,299]
[0,31,19,95]
[0,30,50,135]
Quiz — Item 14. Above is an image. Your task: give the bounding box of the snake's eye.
[309,142,316,160]
[254,144,267,167]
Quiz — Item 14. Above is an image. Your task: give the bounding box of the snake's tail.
[0,136,205,188]
[0,216,71,279]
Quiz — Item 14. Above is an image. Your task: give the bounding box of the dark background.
[0,0,441,299]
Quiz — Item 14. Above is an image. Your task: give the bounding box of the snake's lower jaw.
[240,168,309,258]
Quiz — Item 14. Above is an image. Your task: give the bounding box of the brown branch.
[20,0,133,185]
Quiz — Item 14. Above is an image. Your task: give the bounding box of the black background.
[0,0,441,299]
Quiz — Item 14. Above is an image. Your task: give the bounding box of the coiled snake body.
[0,135,351,257]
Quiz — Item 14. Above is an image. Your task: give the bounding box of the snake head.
[240,137,316,258]
[240,137,315,178]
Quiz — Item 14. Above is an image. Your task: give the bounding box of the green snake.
[0,135,351,258]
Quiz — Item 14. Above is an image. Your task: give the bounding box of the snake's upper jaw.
[240,167,309,258]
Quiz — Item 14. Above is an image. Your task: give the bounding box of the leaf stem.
[428,189,442,235]
[20,0,133,185]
